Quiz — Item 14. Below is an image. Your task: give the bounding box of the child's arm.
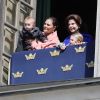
[56,42,67,50]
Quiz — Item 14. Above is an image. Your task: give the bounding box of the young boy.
[57,33,83,50]
[16,16,46,52]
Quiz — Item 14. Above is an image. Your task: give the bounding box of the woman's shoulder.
[52,31,58,35]
[81,32,94,43]
[63,35,70,45]
[82,32,92,37]
[49,31,58,38]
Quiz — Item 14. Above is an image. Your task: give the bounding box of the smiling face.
[43,18,56,35]
[68,19,79,34]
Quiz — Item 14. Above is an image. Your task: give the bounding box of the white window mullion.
[94,0,100,77]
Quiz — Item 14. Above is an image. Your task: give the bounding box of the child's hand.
[56,42,66,50]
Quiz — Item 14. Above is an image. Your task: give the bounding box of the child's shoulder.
[33,27,40,31]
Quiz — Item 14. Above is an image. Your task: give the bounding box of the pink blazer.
[41,31,60,49]
[31,31,60,50]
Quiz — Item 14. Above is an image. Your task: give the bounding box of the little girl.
[57,33,83,50]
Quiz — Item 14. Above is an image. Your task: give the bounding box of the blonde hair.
[71,33,83,43]
[24,16,35,23]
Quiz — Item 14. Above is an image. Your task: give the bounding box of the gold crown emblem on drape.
[36,68,48,75]
[12,71,24,78]
[61,64,73,72]
[75,46,86,53]
[50,50,60,56]
[25,53,36,60]
[86,61,94,68]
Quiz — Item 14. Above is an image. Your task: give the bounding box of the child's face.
[70,35,77,45]
[24,19,35,31]
[68,19,79,34]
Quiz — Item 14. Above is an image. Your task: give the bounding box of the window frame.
[2,0,36,85]
[0,0,100,93]
[4,0,34,56]
[94,0,100,77]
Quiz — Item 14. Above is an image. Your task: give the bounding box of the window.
[1,0,99,88]
[2,0,36,85]
[19,3,32,29]
[2,55,10,84]
[6,0,17,26]
[23,0,31,4]
[0,0,100,96]
[3,27,15,55]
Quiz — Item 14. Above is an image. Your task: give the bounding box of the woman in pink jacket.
[31,17,60,49]
[41,17,60,49]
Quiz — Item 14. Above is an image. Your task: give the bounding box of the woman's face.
[68,19,79,34]
[43,19,56,35]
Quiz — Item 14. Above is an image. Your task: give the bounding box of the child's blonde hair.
[71,33,83,43]
[24,16,35,24]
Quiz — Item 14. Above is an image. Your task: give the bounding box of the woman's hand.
[31,40,42,50]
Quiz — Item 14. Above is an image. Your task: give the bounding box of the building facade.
[0,0,99,86]
[0,0,37,84]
